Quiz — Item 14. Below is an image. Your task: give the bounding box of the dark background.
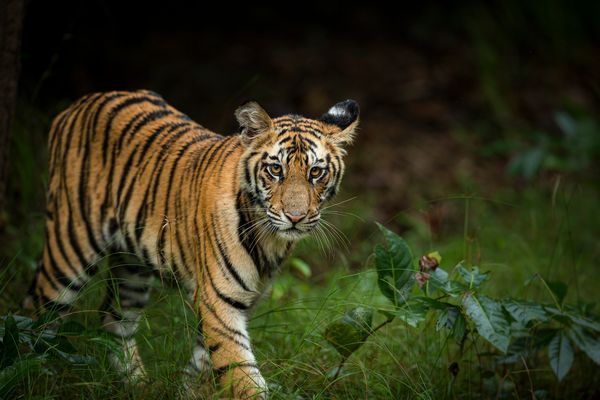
[0,0,596,251]
[14,1,600,226]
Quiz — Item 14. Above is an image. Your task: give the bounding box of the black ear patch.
[319,100,360,129]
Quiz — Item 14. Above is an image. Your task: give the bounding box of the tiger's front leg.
[200,292,266,399]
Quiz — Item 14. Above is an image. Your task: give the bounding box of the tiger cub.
[25,90,359,398]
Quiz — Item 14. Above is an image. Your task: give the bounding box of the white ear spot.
[328,106,348,118]
[319,99,359,130]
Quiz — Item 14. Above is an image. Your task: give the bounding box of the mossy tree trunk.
[0,0,25,231]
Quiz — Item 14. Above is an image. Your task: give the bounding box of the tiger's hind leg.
[101,256,153,381]
[24,218,102,316]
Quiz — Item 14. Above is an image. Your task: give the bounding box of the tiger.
[23,90,359,398]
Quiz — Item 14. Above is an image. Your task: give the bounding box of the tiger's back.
[28,90,360,398]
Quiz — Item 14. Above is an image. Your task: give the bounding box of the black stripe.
[208,343,222,353]
[211,215,251,292]
[208,325,251,351]
[101,95,167,164]
[39,293,71,314]
[138,122,189,162]
[213,362,259,379]
[236,194,262,272]
[46,242,84,292]
[124,109,173,147]
[49,222,87,281]
[115,144,140,204]
[147,127,197,214]
[205,302,249,340]
[205,265,249,310]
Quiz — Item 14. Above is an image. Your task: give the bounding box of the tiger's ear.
[319,100,360,147]
[235,101,273,146]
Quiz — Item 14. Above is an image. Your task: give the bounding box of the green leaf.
[548,331,574,381]
[289,257,312,278]
[503,299,549,326]
[374,223,415,307]
[457,266,490,288]
[436,307,459,331]
[462,293,510,353]
[394,303,429,328]
[565,313,600,333]
[413,296,452,310]
[426,267,449,295]
[498,336,533,364]
[324,307,373,358]
[567,325,600,365]
[453,313,467,342]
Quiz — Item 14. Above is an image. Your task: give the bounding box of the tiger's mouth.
[276,226,312,240]
[266,211,320,240]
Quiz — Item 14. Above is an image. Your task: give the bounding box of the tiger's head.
[236,100,359,241]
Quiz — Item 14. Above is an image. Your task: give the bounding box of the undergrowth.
[1,179,599,399]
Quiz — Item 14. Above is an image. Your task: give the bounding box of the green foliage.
[323,223,600,385]
[0,314,98,398]
[373,223,414,307]
[548,331,573,382]
[323,307,373,359]
[462,294,509,353]
[507,112,600,180]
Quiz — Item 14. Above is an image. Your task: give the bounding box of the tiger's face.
[237,100,359,241]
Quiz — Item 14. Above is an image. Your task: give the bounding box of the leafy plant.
[0,313,98,398]
[323,223,600,386]
[507,111,600,180]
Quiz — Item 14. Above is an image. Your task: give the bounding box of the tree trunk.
[0,0,25,231]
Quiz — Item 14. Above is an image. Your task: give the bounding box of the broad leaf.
[394,303,429,328]
[498,336,533,364]
[565,313,600,333]
[567,325,600,365]
[413,296,452,311]
[436,306,459,331]
[503,299,549,326]
[374,224,414,307]
[324,307,373,358]
[463,293,510,353]
[458,266,490,288]
[426,267,449,295]
[548,331,574,381]
[452,312,467,342]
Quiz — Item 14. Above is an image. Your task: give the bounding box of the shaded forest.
[1,1,600,399]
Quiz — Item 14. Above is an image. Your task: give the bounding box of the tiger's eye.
[310,167,322,178]
[268,164,282,177]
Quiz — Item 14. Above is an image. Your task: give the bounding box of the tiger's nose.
[284,211,307,224]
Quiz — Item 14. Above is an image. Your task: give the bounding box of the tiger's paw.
[221,367,268,399]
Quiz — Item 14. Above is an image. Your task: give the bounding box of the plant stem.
[464,197,470,266]
[372,317,394,334]
[538,274,562,312]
